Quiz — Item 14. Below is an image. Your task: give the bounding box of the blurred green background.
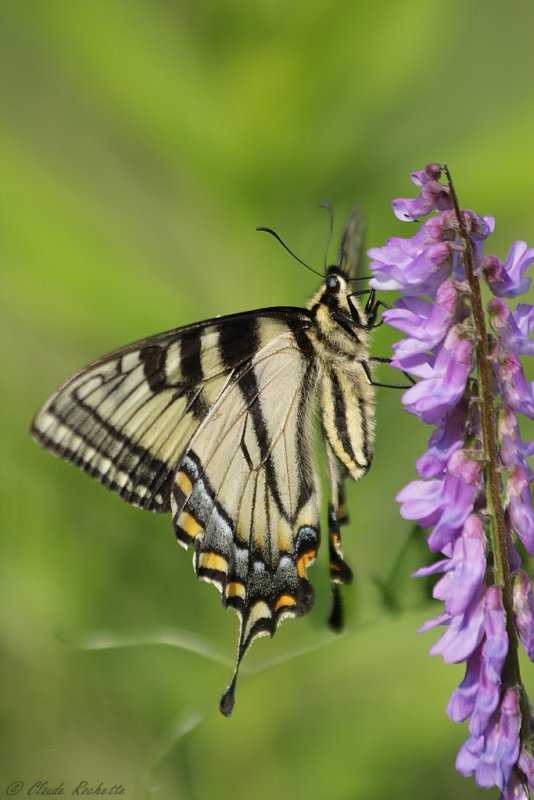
[2,1,534,798]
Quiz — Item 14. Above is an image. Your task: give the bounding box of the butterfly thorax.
[306,268,371,364]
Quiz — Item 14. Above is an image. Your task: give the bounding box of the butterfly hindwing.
[320,362,374,481]
[169,317,321,712]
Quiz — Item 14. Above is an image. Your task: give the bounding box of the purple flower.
[446,587,508,737]
[392,181,452,222]
[519,749,534,793]
[427,592,485,663]
[467,645,501,736]
[483,241,534,298]
[457,689,520,790]
[499,353,534,420]
[441,516,487,614]
[398,326,474,424]
[415,401,468,478]
[483,587,508,684]
[507,465,534,555]
[488,299,534,356]
[498,405,534,470]
[392,165,452,222]
[461,210,495,242]
[368,223,452,296]
[410,162,443,187]
[414,515,486,612]
[466,600,510,763]
[512,570,534,659]
[397,451,481,552]
[384,280,458,357]
[502,770,530,800]
[369,164,534,797]
[447,645,483,722]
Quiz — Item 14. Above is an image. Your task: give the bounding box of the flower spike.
[370,164,534,798]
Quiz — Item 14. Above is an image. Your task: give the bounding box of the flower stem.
[444,165,532,739]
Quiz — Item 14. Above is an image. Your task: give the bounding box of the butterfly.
[31,209,382,716]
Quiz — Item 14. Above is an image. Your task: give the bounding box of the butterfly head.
[325,269,345,293]
[306,267,371,357]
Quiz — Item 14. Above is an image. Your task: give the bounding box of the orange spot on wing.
[226,581,246,599]
[199,552,228,573]
[178,512,202,539]
[297,550,317,577]
[275,594,297,611]
[176,471,193,495]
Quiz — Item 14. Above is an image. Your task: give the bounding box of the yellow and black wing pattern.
[32,210,376,716]
[170,315,321,714]
[32,311,305,510]
[32,310,324,713]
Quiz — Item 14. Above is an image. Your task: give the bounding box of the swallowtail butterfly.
[31,209,380,716]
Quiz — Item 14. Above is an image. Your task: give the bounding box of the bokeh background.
[2,1,534,798]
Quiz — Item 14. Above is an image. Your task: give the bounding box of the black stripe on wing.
[169,323,321,715]
[330,371,362,471]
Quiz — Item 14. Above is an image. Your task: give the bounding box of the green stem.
[444,166,533,750]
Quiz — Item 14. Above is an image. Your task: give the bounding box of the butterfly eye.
[327,275,340,293]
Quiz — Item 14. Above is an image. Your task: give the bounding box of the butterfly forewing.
[337,206,366,278]
[32,310,308,512]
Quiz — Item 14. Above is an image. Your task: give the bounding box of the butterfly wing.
[33,308,321,712]
[337,206,366,278]
[170,316,321,714]
[31,309,311,513]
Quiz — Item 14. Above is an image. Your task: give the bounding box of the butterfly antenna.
[257,226,324,278]
[318,202,334,270]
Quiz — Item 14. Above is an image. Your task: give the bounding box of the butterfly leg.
[370,355,416,386]
[363,289,391,329]
[327,481,354,632]
[346,289,388,331]
[361,358,415,390]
